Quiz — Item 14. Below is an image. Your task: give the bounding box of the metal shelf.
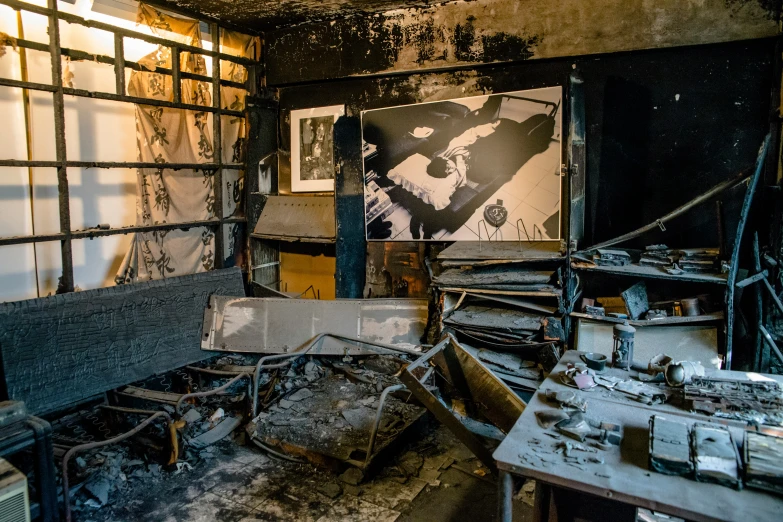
[571,261,728,284]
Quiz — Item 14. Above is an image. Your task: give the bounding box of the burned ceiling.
[151,0,435,31]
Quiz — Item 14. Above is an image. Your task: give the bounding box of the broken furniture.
[493,351,783,522]
[249,194,336,297]
[201,295,428,354]
[0,268,245,416]
[401,335,527,473]
[61,409,176,522]
[236,331,428,473]
[0,401,58,522]
[246,361,428,475]
[433,243,566,361]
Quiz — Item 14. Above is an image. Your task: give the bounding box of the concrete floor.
[79,425,532,522]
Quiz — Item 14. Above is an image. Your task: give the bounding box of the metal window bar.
[48,0,73,293]
[210,22,224,269]
[5,37,247,90]
[0,0,258,288]
[0,0,257,66]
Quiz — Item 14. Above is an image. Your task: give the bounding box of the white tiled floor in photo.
[369,87,562,242]
[379,138,561,242]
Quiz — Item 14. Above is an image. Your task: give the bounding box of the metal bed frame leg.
[26,417,58,522]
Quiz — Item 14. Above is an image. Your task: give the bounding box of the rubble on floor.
[63,425,530,522]
[247,355,428,472]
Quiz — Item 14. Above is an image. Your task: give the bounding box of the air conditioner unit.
[0,458,30,522]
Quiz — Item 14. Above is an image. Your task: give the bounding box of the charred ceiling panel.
[151,0,431,29]
[277,38,774,248]
[266,0,780,85]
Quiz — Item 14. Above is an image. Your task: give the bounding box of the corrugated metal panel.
[251,196,335,243]
[202,296,428,353]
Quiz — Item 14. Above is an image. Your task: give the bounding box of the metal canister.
[612,321,636,370]
[680,297,700,317]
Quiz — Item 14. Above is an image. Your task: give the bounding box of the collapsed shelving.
[433,242,566,351]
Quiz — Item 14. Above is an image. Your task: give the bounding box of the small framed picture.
[290,105,345,193]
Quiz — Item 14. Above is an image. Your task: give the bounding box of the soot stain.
[479,32,540,63]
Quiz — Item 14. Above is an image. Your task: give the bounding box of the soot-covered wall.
[266,0,779,85]
[270,38,775,250]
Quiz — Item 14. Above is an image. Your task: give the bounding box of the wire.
[251,437,306,463]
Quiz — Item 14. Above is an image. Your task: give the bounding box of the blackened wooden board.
[0,268,245,415]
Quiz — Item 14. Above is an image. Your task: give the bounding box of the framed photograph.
[290,105,344,193]
[361,87,562,241]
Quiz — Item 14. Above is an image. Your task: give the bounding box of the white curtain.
[117,3,258,282]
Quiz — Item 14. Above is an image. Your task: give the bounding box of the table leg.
[498,470,514,522]
[533,482,552,522]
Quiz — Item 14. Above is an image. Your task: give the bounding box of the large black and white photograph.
[291,105,344,192]
[362,87,562,241]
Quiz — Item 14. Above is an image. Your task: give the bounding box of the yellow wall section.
[280,246,336,300]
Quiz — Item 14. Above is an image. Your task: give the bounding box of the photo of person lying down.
[362,87,562,241]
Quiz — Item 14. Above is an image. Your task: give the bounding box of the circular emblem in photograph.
[483,199,508,227]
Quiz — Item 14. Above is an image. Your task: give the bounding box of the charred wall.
[271,39,775,250]
[266,0,779,85]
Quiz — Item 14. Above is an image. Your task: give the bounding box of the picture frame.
[290,105,345,193]
[360,87,562,241]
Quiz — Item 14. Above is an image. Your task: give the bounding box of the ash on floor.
[74,425,532,522]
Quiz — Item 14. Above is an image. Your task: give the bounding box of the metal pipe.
[184,365,248,376]
[251,333,423,416]
[100,406,179,464]
[0,216,246,247]
[363,359,433,469]
[0,159,243,169]
[175,372,250,416]
[725,135,770,369]
[364,384,405,469]
[62,411,169,522]
[250,437,306,463]
[587,168,754,252]
[753,232,766,372]
[759,324,783,365]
